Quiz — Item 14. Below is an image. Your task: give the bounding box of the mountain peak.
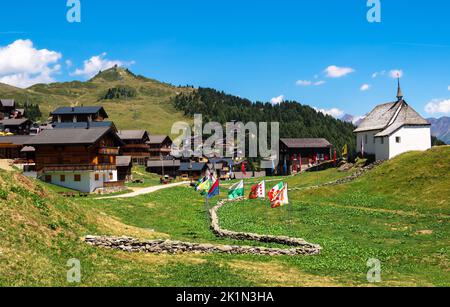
[90,65,138,82]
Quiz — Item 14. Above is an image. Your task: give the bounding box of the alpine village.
[0,66,449,287]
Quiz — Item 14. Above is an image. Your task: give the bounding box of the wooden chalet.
[208,158,234,180]
[116,156,133,182]
[117,130,151,165]
[147,135,173,159]
[25,126,125,193]
[146,159,181,177]
[0,118,33,135]
[51,106,109,123]
[279,138,333,175]
[0,136,34,160]
[0,99,16,119]
[179,162,209,181]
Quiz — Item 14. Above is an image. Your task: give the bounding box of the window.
[74,174,81,182]
[45,175,52,183]
[95,174,100,181]
[381,138,384,145]
[396,137,401,144]
[364,134,368,145]
[109,173,114,180]
[60,175,66,182]
[373,137,376,144]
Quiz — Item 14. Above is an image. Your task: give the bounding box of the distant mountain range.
[340,114,365,127]
[341,113,450,145]
[427,117,450,144]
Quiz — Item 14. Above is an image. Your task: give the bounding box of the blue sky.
[0,0,450,119]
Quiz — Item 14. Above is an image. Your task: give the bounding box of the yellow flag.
[342,144,348,157]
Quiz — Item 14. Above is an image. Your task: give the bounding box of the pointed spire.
[396,77,403,101]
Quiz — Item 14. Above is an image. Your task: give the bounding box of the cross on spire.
[396,76,404,101]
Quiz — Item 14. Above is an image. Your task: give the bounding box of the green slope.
[1,147,448,286]
[0,67,192,135]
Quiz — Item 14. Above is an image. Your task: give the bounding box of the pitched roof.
[280,138,332,149]
[148,135,171,145]
[179,162,208,172]
[118,130,149,141]
[354,100,430,136]
[25,127,122,146]
[53,121,115,129]
[51,106,108,118]
[0,99,15,108]
[0,135,33,146]
[0,118,31,126]
[116,156,132,167]
[147,160,181,168]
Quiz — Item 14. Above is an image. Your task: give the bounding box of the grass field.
[0,147,449,286]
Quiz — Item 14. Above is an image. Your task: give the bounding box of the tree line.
[173,87,357,158]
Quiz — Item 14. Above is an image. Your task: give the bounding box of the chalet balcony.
[122,144,151,150]
[149,148,172,153]
[40,164,117,173]
[98,147,120,155]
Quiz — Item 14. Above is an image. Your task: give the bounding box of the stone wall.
[85,198,322,256]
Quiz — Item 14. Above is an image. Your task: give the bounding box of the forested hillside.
[174,88,357,157]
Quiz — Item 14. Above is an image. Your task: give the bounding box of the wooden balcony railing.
[40,164,117,173]
[99,147,120,155]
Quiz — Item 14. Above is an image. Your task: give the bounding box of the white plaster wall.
[356,131,380,155]
[44,170,118,193]
[388,126,431,159]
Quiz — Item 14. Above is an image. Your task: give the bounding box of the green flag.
[228,180,245,200]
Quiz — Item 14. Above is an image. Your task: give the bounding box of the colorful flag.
[195,176,207,192]
[249,180,266,199]
[207,178,220,199]
[268,182,284,201]
[361,141,365,157]
[342,144,348,157]
[241,162,247,175]
[271,184,289,208]
[228,180,244,200]
[197,177,212,196]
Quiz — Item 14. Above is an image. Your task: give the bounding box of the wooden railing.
[40,164,117,173]
[98,147,120,155]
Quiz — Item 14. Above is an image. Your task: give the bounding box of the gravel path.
[95,181,190,200]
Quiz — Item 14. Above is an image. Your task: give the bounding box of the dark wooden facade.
[118,130,151,165]
[279,138,333,175]
[148,136,173,159]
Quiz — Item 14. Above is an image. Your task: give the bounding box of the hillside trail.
[94,181,190,200]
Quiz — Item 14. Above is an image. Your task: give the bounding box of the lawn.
[1,147,449,286]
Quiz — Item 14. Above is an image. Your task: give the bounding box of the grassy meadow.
[0,147,449,286]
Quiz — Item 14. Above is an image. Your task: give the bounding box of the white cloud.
[295,80,326,86]
[314,107,344,118]
[296,80,312,86]
[324,65,355,78]
[270,95,285,105]
[65,59,73,68]
[0,39,62,88]
[447,85,450,91]
[372,70,386,78]
[425,99,450,114]
[360,84,371,91]
[72,52,135,78]
[390,69,404,79]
